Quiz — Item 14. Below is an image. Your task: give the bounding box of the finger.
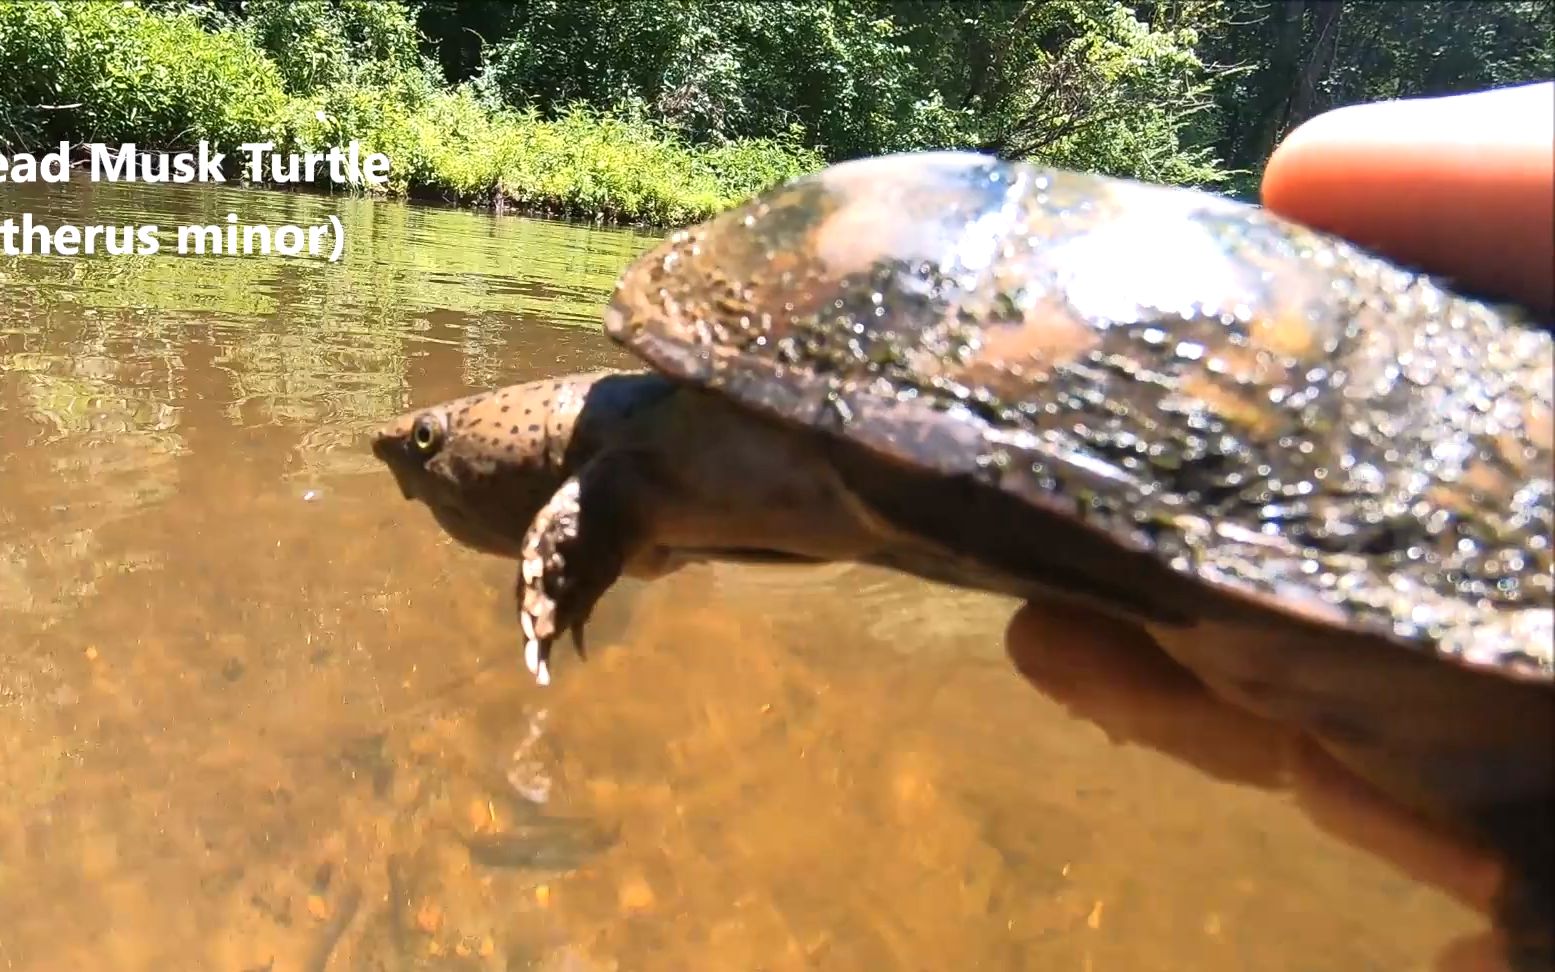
[1003,601,1295,787]
[1007,601,1510,931]
[1286,740,1504,917]
[1262,82,1554,317]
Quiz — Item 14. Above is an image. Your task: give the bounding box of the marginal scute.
[604,151,1554,682]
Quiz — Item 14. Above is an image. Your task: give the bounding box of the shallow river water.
[0,181,1529,971]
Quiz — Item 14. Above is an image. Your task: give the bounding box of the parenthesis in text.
[327,215,344,263]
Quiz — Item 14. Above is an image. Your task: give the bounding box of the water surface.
[0,181,1515,971]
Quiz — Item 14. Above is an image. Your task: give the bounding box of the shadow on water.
[0,180,1544,970]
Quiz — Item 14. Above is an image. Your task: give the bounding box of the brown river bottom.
[0,181,1535,971]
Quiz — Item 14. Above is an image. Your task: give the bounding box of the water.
[0,181,1522,970]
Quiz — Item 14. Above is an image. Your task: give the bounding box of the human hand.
[1003,83,1554,971]
[1002,602,1512,971]
[1261,81,1554,317]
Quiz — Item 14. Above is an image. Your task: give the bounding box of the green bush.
[0,0,820,225]
[475,1,977,161]
[286,84,822,224]
[0,0,287,152]
[241,0,425,96]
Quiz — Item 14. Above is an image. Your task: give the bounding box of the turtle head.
[372,380,585,558]
[371,370,678,559]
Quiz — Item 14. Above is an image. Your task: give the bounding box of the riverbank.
[0,1,824,228]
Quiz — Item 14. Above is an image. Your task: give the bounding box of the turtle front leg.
[517,452,654,685]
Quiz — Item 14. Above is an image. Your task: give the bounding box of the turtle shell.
[603,151,1554,684]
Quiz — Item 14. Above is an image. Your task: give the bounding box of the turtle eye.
[411,414,445,457]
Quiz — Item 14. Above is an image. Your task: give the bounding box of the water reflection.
[0,180,1537,971]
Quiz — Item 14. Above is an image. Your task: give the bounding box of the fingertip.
[1265,82,1555,204]
[1262,83,1554,315]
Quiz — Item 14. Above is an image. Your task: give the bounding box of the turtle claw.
[521,617,552,686]
[515,468,633,686]
[519,614,585,687]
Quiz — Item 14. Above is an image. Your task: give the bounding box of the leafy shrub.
[0,0,287,152]
[241,0,425,96]
[0,0,818,224]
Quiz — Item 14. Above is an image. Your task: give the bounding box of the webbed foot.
[517,458,644,685]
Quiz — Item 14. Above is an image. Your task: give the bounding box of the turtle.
[373,149,1551,682]
[372,152,1554,953]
